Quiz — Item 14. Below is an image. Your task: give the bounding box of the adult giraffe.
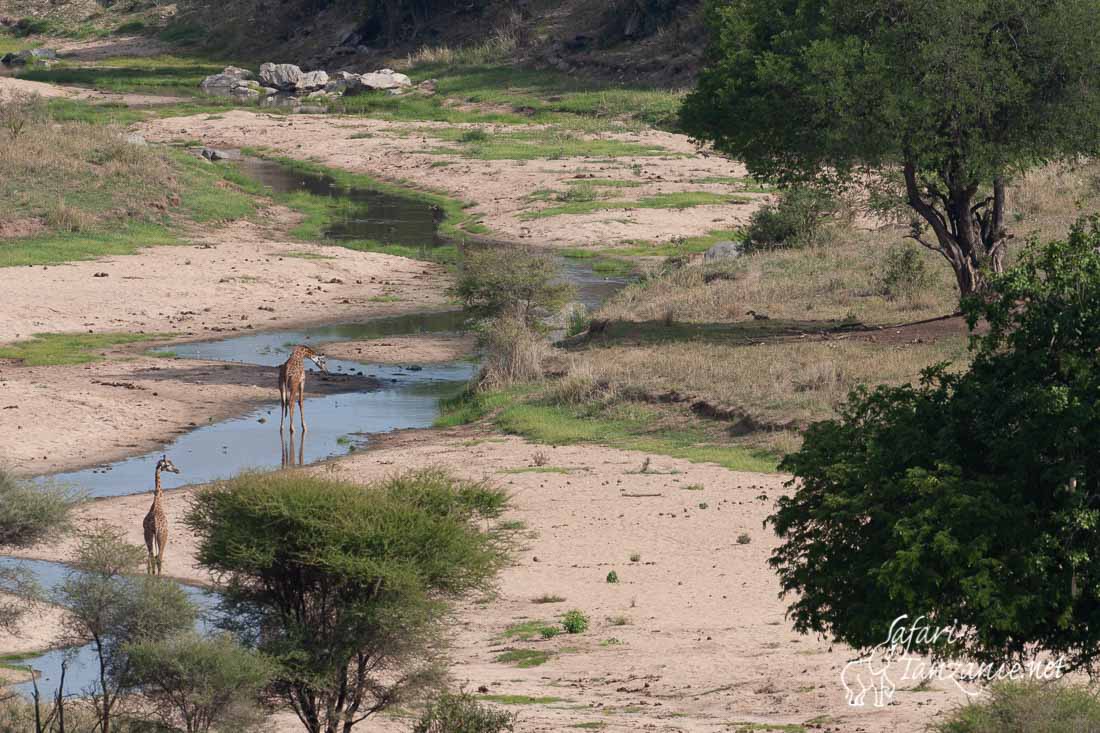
[279,344,327,433]
[143,455,180,576]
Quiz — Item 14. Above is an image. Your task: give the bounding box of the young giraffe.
[279,344,327,433]
[143,455,180,576]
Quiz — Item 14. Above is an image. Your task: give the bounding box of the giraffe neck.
[154,467,163,496]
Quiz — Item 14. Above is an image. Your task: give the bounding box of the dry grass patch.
[600,231,958,327]
[1009,159,1100,245]
[0,93,177,236]
[555,337,967,429]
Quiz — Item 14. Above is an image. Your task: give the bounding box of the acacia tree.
[681,0,1100,296]
[58,525,197,733]
[770,218,1100,668]
[186,469,509,733]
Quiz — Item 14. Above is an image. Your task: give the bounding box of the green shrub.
[454,246,574,324]
[12,18,53,37]
[539,626,560,639]
[566,303,590,337]
[460,129,490,144]
[561,610,589,634]
[876,244,934,301]
[744,187,838,250]
[128,632,273,733]
[0,467,78,548]
[606,570,619,584]
[933,682,1100,733]
[414,691,515,733]
[186,468,510,733]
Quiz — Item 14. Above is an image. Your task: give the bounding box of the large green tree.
[186,468,509,733]
[682,0,1100,296]
[770,218,1100,668]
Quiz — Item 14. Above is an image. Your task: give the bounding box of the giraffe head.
[308,352,328,373]
[157,455,181,475]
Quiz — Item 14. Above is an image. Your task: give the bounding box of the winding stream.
[8,156,629,699]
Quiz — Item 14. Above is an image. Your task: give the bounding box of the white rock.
[297,70,329,92]
[356,70,412,91]
[259,62,304,91]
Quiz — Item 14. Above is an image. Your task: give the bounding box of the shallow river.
[9,156,629,700]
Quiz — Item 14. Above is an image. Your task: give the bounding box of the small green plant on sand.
[562,610,589,634]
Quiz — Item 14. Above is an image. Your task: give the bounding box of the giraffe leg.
[156,532,167,575]
[144,530,155,575]
[298,389,307,433]
[287,388,296,434]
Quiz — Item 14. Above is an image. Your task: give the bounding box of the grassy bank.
[436,386,779,473]
[0,99,259,266]
[335,62,685,132]
[0,332,168,365]
[19,54,233,95]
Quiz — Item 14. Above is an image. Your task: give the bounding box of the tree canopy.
[186,468,509,733]
[682,0,1100,295]
[58,526,197,733]
[770,218,1100,668]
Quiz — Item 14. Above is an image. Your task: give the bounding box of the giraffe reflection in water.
[281,429,305,468]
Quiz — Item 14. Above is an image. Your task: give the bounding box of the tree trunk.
[903,161,1008,298]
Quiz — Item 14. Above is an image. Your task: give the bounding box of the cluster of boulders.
[199,63,416,104]
[1,47,56,66]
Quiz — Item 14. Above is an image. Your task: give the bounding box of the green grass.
[478,694,564,705]
[19,54,241,96]
[0,332,168,366]
[418,127,671,160]
[730,724,806,733]
[502,619,552,640]
[560,249,638,277]
[170,150,259,222]
[436,387,778,473]
[522,192,747,220]
[0,223,180,268]
[571,723,606,729]
[695,176,774,193]
[566,178,643,188]
[609,229,744,257]
[494,649,553,668]
[0,30,36,56]
[333,62,684,131]
[0,650,41,672]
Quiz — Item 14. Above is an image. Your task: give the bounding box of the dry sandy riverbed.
[322,333,476,365]
[140,111,768,248]
[0,205,454,475]
[0,211,451,344]
[7,431,963,732]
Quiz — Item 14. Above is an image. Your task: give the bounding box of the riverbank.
[6,429,962,732]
